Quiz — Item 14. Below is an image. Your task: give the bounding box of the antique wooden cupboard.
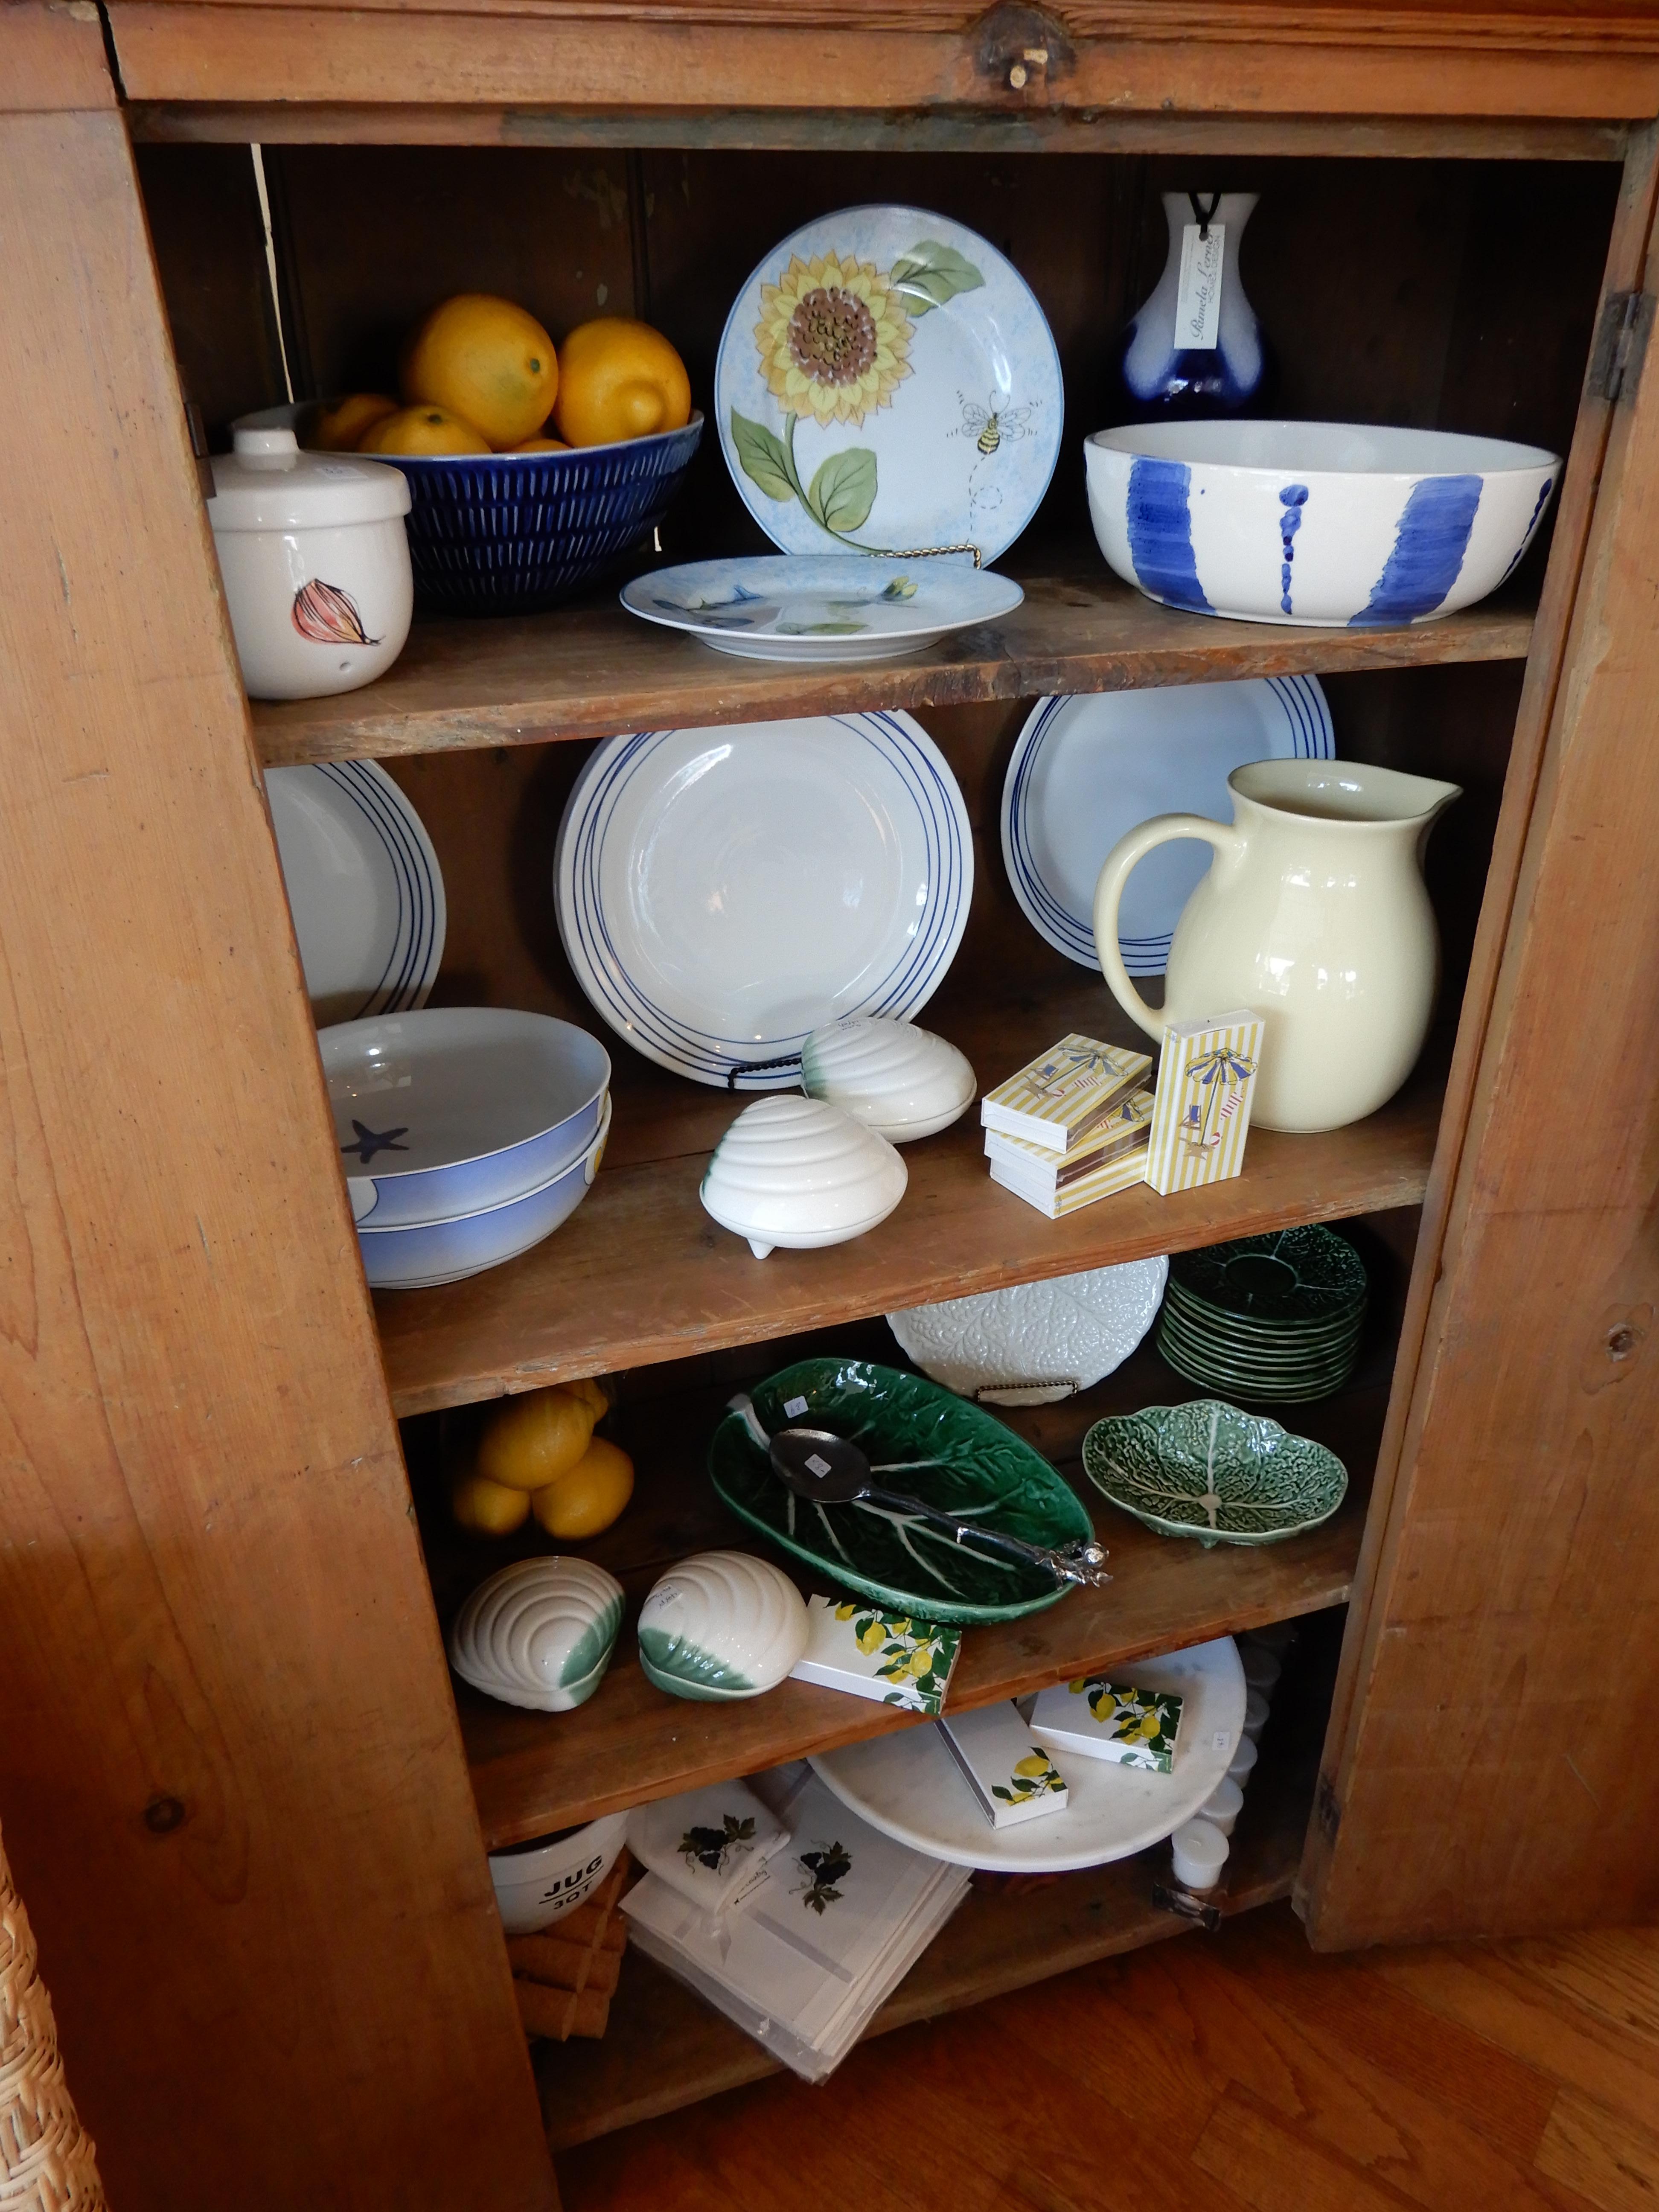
[4,3,1659,2206]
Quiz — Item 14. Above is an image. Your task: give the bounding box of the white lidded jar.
[206,426,412,699]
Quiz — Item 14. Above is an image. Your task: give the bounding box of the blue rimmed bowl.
[322,1006,610,1229]
[358,1097,610,1290]
[373,415,704,614]
[1085,420,1559,628]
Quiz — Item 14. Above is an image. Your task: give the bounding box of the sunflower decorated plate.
[714,206,1063,567]
[620,555,1025,664]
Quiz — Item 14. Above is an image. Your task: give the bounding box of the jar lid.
[207,427,412,533]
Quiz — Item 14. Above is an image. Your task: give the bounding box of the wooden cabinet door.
[0,18,553,2207]
[1300,123,1659,1948]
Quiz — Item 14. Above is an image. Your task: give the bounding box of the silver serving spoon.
[767,1425,1112,1591]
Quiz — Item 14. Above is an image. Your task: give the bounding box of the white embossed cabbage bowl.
[1085,421,1559,628]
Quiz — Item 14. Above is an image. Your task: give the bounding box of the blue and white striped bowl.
[323,1006,610,1229]
[377,415,704,616]
[1086,420,1559,629]
[358,1096,610,1290]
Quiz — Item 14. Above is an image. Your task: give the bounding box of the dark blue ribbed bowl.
[375,413,704,616]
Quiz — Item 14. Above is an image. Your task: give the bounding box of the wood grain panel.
[0,96,554,2211]
[250,577,1535,766]
[101,3,1659,122]
[0,0,114,111]
[1302,122,1659,1945]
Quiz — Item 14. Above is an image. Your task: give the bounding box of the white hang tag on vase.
[1174,221,1225,351]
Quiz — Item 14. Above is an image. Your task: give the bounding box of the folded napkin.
[627,1779,789,1913]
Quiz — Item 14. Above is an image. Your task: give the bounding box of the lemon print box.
[715,206,1064,568]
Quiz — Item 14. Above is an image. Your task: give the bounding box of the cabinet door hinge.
[1588,290,1655,405]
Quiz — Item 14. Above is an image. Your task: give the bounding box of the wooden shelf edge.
[251,579,1535,769]
[379,1071,1440,1419]
[541,1741,1314,2152]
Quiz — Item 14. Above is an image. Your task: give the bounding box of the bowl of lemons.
[243,295,702,615]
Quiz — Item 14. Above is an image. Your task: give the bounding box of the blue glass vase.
[1113,192,1266,422]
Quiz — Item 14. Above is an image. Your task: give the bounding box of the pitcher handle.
[1092,813,1243,1042]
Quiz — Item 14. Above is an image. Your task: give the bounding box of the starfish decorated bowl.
[1081,1400,1348,1548]
[321,1006,611,1229]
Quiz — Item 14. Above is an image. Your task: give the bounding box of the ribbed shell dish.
[448,1555,625,1712]
[636,1549,810,1700]
[800,1016,976,1142]
[699,1094,908,1257]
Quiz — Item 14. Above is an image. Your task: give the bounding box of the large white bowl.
[488,1810,631,1933]
[358,1098,609,1289]
[323,1006,611,1228]
[1085,420,1559,628]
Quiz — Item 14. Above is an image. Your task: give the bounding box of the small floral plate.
[714,205,1063,567]
[1083,1399,1349,1548]
[620,555,1024,663]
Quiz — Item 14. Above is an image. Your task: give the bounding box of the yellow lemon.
[552,317,692,448]
[1139,1712,1162,1738]
[476,1385,596,1492]
[504,435,571,453]
[448,1469,531,1536]
[1013,1752,1053,1780]
[567,1376,610,1421]
[401,293,558,450]
[530,1435,634,1540]
[361,403,491,456]
[311,392,398,451]
[857,1621,887,1655]
[908,1648,934,1676]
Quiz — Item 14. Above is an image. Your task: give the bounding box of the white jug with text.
[1092,759,1460,1132]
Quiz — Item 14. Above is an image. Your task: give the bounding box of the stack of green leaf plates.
[1155,1228,1368,1405]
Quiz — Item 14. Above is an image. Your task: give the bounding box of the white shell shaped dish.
[620,555,1024,664]
[700,1095,907,1258]
[811,1636,1244,1871]
[715,205,1064,566]
[637,1551,809,1700]
[555,712,972,1090]
[1085,420,1560,628]
[448,1555,625,1713]
[888,1256,1169,1405]
[800,1017,975,1142]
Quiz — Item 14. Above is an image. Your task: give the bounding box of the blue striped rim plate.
[554,712,973,1089]
[265,762,445,1027]
[1001,676,1332,977]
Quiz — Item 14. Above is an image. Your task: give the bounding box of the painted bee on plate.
[954,390,1037,456]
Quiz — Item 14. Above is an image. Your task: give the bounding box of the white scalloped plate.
[887,1257,1168,1405]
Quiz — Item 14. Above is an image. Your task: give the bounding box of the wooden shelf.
[378,973,1442,1418]
[539,1719,1319,2151]
[250,567,1534,768]
[436,1340,1385,1850]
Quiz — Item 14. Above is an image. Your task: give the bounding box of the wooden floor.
[556,1902,1659,2212]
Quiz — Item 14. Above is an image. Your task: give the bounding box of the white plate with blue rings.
[619,555,1025,664]
[322,1007,611,1228]
[1002,676,1333,977]
[714,205,1063,568]
[556,712,972,1089]
[265,761,445,1025]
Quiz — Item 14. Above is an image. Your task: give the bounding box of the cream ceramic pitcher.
[1092,759,1460,1132]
